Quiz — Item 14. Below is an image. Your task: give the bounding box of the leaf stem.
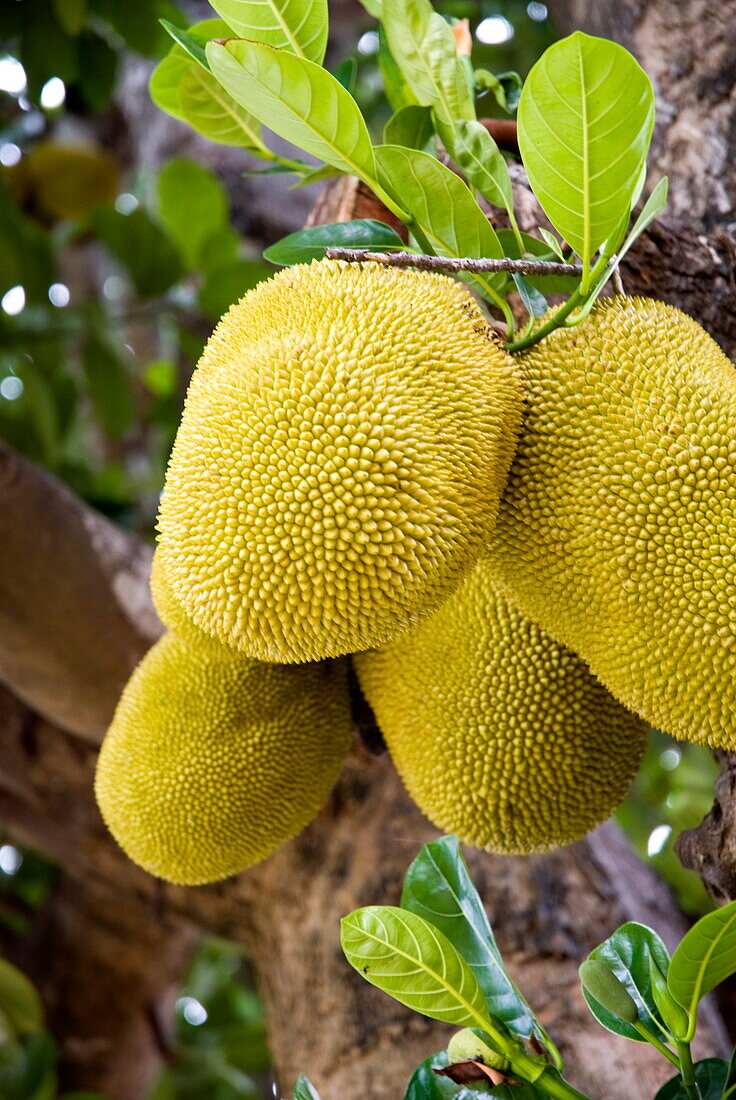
[675,1041,702,1100]
[632,1022,680,1068]
[505,250,610,353]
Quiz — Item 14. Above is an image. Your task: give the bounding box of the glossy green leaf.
[197,259,270,320]
[157,159,228,268]
[582,922,671,1042]
[161,20,212,71]
[382,0,474,123]
[81,338,135,439]
[179,66,271,153]
[378,26,419,112]
[475,69,522,113]
[209,0,328,62]
[93,207,183,298]
[341,906,489,1027]
[517,31,654,265]
[654,1059,729,1100]
[0,958,43,1036]
[375,145,504,299]
[384,105,435,151]
[292,1074,322,1100]
[513,274,547,318]
[668,899,736,1031]
[436,117,512,211]
[207,41,376,180]
[264,219,404,264]
[401,838,548,1047]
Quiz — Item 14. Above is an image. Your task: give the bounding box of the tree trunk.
[0,1,735,1096]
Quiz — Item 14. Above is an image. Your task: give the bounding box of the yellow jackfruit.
[150,548,233,659]
[95,633,353,884]
[354,562,647,853]
[157,259,524,663]
[487,297,736,748]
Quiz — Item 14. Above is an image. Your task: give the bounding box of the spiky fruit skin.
[157,259,524,663]
[95,634,352,884]
[354,562,647,853]
[150,548,232,659]
[487,297,736,748]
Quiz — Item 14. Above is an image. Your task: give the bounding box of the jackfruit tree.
[0,0,735,1098]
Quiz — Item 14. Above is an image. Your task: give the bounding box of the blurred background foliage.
[0,0,723,1096]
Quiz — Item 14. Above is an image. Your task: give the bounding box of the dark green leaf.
[93,207,183,297]
[209,0,329,63]
[401,838,548,1046]
[668,899,736,1032]
[384,105,435,151]
[0,1031,56,1100]
[582,922,671,1042]
[513,274,547,317]
[518,32,655,265]
[725,1044,736,1095]
[157,158,228,268]
[198,260,270,320]
[382,0,474,123]
[333,57,358,92]
[0,958,43,1036]
[197,226,241,276]
[77,31,118,111]
[341,906,489,1027]
[81,337,135,438]
[264,219,404,265]
[474,69,522,113]
[52,0,87,35]
[654,1059,729,1100]
[160,20,212,70]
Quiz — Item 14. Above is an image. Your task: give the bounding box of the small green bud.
[579,959,639,1023]
[447,1028,509,1070]
[648,958,690,1040]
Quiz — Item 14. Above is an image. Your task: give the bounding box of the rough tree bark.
[549,0,736,905]
[1,1,735,1097]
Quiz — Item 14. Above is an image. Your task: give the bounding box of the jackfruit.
[157,259,524,663]
[354,562,647,853]
[487,296,736,748]
[150,548,233,659]
[95,633,352,884]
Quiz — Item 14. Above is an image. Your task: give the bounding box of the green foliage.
[343,837,736,1100]
[209,0,329,63]
[263,220,405,264]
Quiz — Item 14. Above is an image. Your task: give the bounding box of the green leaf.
[264,219,404,264]
[400,838,548,1047]
[435,117,512,211]
[374,145,505,301]
[161,20,213,71]
[149,50,191,120]
[81,337,135,438]
[333,57,357,92]
[513,274,547,318]
[357,0,382,14]
[341,906,490,1027]
[382,0,475,123]
[582,923,671,1042]
[0,958,43,1036]
[179,66,271,153]
[517,31,654,266]
[93,207,183,297]
[475,69,522,113]
[208,0,328,63]
[292,1074,322,1100]
[725,1045,736,1097]
[198,226,241,276]
[207,41,376,180]
[538,228,564,259]
[378,27,419,112]
[654,1059,729,1100]
[197,259,270,320]
[157,158,228,268]
[668,899,736,1034]
[383,105,435,151]
[290,163,344,187]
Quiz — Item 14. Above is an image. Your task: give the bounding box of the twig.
[324,248,583,278]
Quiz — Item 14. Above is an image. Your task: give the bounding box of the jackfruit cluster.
[157,259,524,662]
[488,297,736,749]
[97,258,734,885]
[355,562,648,853]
